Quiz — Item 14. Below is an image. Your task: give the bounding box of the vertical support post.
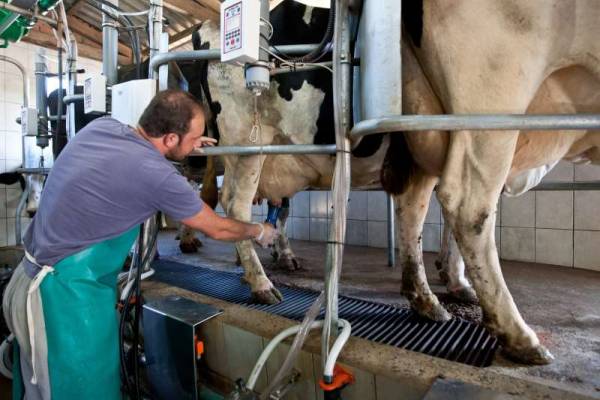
[102,0,119,86]
[387,194,395,266]
[322,0,352,383]
[359,0,402,267]
[35,50,49,137]
[66,38,78,140]
[359,0,402,120]
[148,0,163,79]
[158,32,169,91]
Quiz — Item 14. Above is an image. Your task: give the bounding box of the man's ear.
[163,133,180,148]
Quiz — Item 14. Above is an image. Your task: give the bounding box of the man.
[2,89,277,400]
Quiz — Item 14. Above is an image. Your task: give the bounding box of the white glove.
[253,223,278,248]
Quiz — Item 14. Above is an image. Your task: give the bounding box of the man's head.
[138,90,206,161]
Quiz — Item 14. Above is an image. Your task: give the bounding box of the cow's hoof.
[502,344,554,365]
[179,238,202,253]
[411,299,452,322]
[251,287,283,304]
[276,255,300,271]
[449,286,478,304]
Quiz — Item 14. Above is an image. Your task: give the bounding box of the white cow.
[388,0,600,365]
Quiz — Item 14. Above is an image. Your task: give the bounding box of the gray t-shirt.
[23,117,203,277]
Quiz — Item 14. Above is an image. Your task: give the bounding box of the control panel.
[84,74,107,114]
[220,0,260,64]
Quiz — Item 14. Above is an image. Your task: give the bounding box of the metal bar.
[102,0,119,86]
[529,181,600,191]
[66,39,78,140]
[63,94,83,104]
[17,168,51,175]
[0,56,29,107]
[0,2,57,26]
[351,114,600,137]
[387,194,395,267]
[322,0,352,382]
[149,44,322,75]
[191,144,336,157]
[148,0,163,79]
[15,182,29,245]
[158,32,169,90]
[270,62,333,76]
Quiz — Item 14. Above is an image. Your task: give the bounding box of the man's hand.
[198,137,218,148]
[254,223,278,248]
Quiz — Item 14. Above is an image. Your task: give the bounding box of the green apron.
[21,227,138,400]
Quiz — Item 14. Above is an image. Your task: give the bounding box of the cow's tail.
[380,133,416,195]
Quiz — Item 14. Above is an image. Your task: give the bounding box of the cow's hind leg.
[397,169,450,322]
[223,156,282,304]
[438,132,552,365]
[436,224,478,303]
[271,198,301,271]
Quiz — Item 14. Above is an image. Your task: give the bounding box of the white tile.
[574,231,600,271]
[5,103,22,132]
[0,134,6,160]
[501,191,535,228]
[5,159,21,171]
[500,227,535,262]
[346,219,368,246]
[422,223,441,252]
[0,78,5,102]
[0,218,7,246]
[310,191,328,218]
[215,202,224,214]
[293,217,309,240]
[536,229,573,267]
[425,195,441,224]
[368,220,387,248]
[6,218,15,246]
[574,164,600,182]
[574,191,600,231]
[542,160,574,182]
[4,47,29,74]
[347,191,368,220]
[5,73,28,104]
[309,217,328,242]
[5,131,22,160]
[367,191,388,221]
[292,191,309,217]
[0,104,6,130]
[536,191,573,229]
[264,344,316,400]
[6,188,24,218]
[222,324,266,389]
[0,189,6,218]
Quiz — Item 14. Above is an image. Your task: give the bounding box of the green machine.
[0,0,59,48]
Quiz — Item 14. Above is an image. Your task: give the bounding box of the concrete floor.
[157,231,600,396]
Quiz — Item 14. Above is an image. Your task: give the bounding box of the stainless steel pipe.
[351,114,600,137]
[190,144,336,157]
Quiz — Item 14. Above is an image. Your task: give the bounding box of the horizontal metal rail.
[191,144,336,157]
[350,114,600,137]
[149,44,323,74]
[63,94,84,104]
[17,168,51,175]
[0,2,57,27]
[529,181,600,191]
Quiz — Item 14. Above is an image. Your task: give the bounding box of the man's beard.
[165,146,186,161]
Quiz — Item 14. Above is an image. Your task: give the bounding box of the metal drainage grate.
[150,259,498,367]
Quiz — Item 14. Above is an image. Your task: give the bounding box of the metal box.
[143,296,222,400]
[220,0,260,64]
[110,79,156,126]
[83,74,107,114]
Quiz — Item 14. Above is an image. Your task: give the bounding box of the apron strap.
[24,250,54,385]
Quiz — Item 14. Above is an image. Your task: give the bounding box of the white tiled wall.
[282,160,600,271]
[0,42,102,245]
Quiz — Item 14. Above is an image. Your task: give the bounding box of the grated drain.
[150,259,498,367]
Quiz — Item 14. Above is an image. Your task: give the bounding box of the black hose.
[282,0,336,64]
[119,222,158,399]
